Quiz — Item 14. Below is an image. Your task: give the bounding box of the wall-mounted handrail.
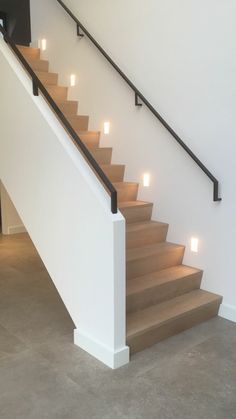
[0,25,118,214]
[56,0,221,202]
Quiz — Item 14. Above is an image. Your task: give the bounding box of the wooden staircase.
[17,45,222,355]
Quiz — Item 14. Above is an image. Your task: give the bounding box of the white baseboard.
[7,224,27,235]
[219,303,236,323]
[74,329,130,369]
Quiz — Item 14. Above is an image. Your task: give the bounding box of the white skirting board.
[219,303,236,323]
[74,329,130,369]
[7,224,27,235]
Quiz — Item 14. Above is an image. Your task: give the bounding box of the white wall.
[30,0,236,322]
[0,37,129,368]
[0,182,26,234]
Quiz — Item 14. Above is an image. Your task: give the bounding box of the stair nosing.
[126,265,203,296]
[127,290,222,338]
[127,242,185,262]
[126,220,169,232]
[119,201,153,209]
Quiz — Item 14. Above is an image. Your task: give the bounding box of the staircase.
[17,44,222,355]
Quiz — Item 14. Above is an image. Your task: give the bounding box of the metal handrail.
[56,0,221,202]
[0,25,118,214]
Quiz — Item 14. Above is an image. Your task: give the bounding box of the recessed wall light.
[104,121,110,135]
[41,39,47,51]
[70,74,76,87]
[143,173,150,187]
[191,237,199,253]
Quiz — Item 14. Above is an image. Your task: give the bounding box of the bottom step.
[127,290,222,354]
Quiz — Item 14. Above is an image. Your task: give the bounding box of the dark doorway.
[0,0,31,45]
[0,11,7,30]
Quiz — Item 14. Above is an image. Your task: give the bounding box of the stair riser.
[79,133,100,149]
[27,59,49,72]
[120,205,153,224]
[127,247,185,280]
[102,166,125,182]
[126,224,168,249]
[91,149,112,165]
[68,116,89,132]
[127,300,221,354]
[57,102,78,116]
[127,272,203,314]
[36,72,58,85]
[117,185,138,203]
[46,86,68,101]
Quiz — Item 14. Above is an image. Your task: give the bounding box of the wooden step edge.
[78,130,101,136]
[68,115,89,121]
[126,266,203,297]
[16,45,40,54]
[56,100,78,106]
[126,266,203,313]
[35,70,58,77]
[114,182,139,188]
[126,220,169,233]
[119,201,153,209]
[101,164,125,169]
[126,242,185,262]
[127,290,222,339]
[46,85,68,90]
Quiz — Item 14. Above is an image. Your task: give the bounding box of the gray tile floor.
[0,233,235,419]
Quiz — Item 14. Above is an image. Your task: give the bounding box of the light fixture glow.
[70,74,76,87]
[41,39,47,51]
[104,121,110,135]
[143,173,150,187]
[191,237,199,253]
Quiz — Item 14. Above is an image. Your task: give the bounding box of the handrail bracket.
[77,24,84,38]
[135,92,142,107]
[32,79,39,96]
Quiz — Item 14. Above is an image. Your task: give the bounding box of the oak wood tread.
[127,242,185,263]
[127,265,202,296]
[17,45,40,59]
[119,201,152,209]
[126,220,168,233]
[126,265,203,312]
[127,290,222,344]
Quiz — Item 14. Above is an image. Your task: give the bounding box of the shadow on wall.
[0,0,31,45]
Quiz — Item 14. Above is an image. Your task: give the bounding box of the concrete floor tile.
[0,349,92,419]
[0,323,27,359]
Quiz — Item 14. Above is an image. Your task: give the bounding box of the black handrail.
[56,0,221,202]
[0,25,118,214]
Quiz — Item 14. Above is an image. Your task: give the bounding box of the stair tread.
[114,182,139,187]
[127,289,222,338]
[27,57,48,63]
[78,130,100,135]
[46,85,67,89]
[119,200,152,209]
[68,115,89,119]
[127,265,202,296]
[102,164,125,168]
[127,242,185,262]
[17,45,40,53]
[92,147,112,151]
[126,220,168,233]
[57,100,78,105]
[35,70,58,76]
